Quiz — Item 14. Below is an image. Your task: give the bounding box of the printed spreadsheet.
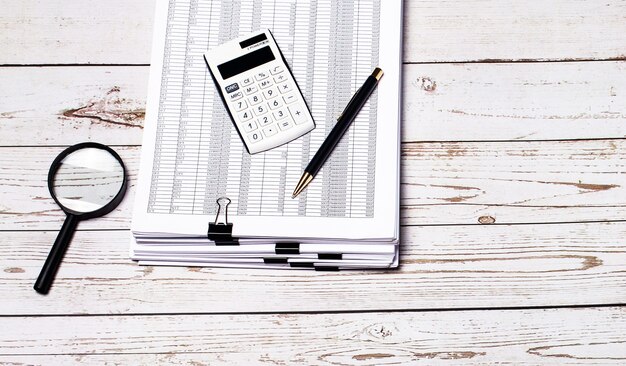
[147,0,381,218]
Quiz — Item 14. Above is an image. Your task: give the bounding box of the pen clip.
[337,86,361,121]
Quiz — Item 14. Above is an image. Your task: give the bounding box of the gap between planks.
[2,302,625,319]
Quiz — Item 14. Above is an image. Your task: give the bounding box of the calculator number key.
[273,108,288,120]
[248,131,263,143]
[258,115,273,127]
[243,120,258,132]
[239,109,253,122]
[248,93,263,106]
[233,99,248,112]
[268,98,283,110]
[254,103,268,116]
[263,87,279,100]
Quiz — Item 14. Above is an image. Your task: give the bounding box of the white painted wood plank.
[0,67,146,145]
[403,61,626,141]
[3,1,626,64]
[1,140,623,230]
[1,308,625,364]
[403,0,626,63]
[400,139,626,225]
[2,223,624,314]
[3,62,626,145]
[0,0,155,65]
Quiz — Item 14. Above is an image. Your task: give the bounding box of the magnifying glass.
[34,142,128,294]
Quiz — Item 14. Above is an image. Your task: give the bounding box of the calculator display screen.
[217,46,275,79]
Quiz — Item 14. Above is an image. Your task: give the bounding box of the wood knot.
[367,324,394,339]
[478,215,496,224]
[419,77,437,92]
[352,353,394,361]
[4,267,25,273]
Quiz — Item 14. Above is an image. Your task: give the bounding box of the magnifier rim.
[48,142,128,219]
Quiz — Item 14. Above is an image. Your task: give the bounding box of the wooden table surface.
[1,1,625,364]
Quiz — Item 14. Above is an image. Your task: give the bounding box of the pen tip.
[292,172,313,199]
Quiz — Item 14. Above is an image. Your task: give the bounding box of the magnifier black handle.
[34,214,79,294]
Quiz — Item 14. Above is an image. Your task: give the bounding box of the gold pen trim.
[292,172,313,198]
[372,67,384,80]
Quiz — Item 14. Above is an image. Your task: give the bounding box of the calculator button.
[278,82,293,94]
[248,131,263,143]
[288,104,308,124]
[241,77,254,86]
[273,74,287,84]
[242,120,258,132]
[282,92,297,104]
[278,119,293,131]
[254,103,268,116]
[269,65,284,75]
[248,93,263,106]
[233,99,248,112]
[263,87,279,100]
[273,108,288,120]
[263,125,278,137]
[255,71,269,81]
[258,115,273,126]
[239,109,253,122]
[243,85,258,95]
[259,79,273,89]
[268,98,283,110]
[229,91,244,102]
[225,83,239,93]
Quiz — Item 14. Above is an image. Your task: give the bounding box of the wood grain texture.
[0,67,146,145]
[2,62,626,145]
[2,222,624,314]
[404,0,626,63]
[1,307,625,364]
[403,61,626,141]
[401,139,626,225]
[3,0,626,64]
[0,0,155,65]
[1,141,623,230]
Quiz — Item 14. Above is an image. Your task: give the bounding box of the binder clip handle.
[207,197,238,245]
[214,196,231,226]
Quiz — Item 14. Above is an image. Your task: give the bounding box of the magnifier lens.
[52,147,125,213]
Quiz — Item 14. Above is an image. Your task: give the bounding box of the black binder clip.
[207,197,239,246]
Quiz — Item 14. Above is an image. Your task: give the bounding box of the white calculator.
[204,30,315,154]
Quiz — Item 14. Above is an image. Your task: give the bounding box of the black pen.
[292,67,384,198]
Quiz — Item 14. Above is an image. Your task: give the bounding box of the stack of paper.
[130,0,403,270]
